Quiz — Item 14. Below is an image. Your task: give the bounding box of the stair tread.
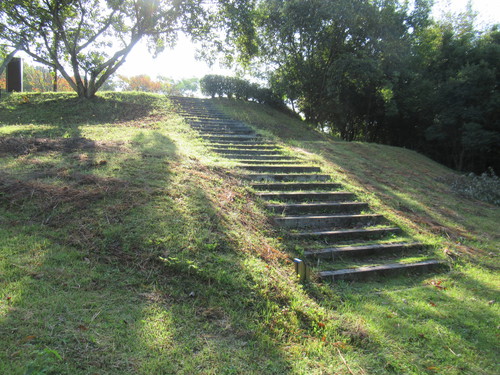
[319,260,444,277]
[253,182,340,186]
[267,201,364,207]
[258,191,352,196]
[293,227,401,235]
[304,242,422,257]
[276,213,382,220]
[243,174,331,181]
[242,166,322,172]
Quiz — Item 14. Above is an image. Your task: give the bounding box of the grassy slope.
[0,93,498,374]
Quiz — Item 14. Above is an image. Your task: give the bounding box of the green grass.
[1,93,498,374]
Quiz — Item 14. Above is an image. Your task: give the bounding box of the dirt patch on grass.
[0,137,128,157]
[0,172,130,222]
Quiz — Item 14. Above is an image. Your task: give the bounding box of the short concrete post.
[6,57,23,92]
[294,258,310,283]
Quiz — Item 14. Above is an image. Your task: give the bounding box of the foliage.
[210,0,499,174]
[415,25,500,173]
[23,63,73,92]
[250,0,431,142]
[157,76,199,96]
[118,75,199,95]
[200,74,225,98]
[200,74,285,109]
[118,74,162,93]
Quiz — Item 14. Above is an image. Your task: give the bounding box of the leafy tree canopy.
[0,0,234,98]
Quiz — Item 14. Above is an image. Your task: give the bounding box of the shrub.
[200,74,225,98]
[200,74,286,110]
[449,168,500,206]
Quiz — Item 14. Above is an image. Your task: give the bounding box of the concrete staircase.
[171,96,445,281]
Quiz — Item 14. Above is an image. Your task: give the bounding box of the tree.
[118,74,162,92]
[23,62,73,92]
[421,26,500,172]
[0,0,207,98]
[247,0,430,141]
[157,76,199,96]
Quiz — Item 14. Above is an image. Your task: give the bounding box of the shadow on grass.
[0,127,292,373]
[329,271,498,374]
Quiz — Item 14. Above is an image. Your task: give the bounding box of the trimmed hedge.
[200,74,286,110]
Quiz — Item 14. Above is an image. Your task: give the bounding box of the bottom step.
[319,260,445,281]
[292,227,402,241]
[304,242,423,259]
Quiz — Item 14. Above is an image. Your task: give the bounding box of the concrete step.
[191,125,252,131]
[207,140,271,146]
[198,129,257,136]
[214,151,285,157]
[241,165,322,173]
[190,123,252,129]
[202,135,262,142]
[243,174,331,182]
[304,242,424,259]
[266,202,368,215]
[252,182,342,191]
[177,109,222,114]
[257,191,354,202]
[181,110,226,115]
[235,160,301,165]
[189,120,244,126]
[319,260,445,281]
[291,227,402,241]
[211,146,281,152]
[231,155,294,161]
[274,214,385,229]
[181,112,227,118]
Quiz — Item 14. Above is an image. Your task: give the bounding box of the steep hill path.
[171,96,445,281]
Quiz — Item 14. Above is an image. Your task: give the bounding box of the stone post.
[6,57,23,92]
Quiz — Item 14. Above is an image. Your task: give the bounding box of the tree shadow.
[0,129,293,373]
[330,271,499,374]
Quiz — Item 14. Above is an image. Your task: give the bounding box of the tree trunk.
[53,68,58,92]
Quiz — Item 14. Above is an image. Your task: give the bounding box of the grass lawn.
[0,93,498,374]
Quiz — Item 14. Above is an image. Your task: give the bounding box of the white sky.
[118,0,500,81]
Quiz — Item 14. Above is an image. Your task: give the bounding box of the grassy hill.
[0,92,498,374]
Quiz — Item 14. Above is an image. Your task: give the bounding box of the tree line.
[1,0,498,173]
[210,0,499,174]
[271,1,499,174]
[0,62,197,96]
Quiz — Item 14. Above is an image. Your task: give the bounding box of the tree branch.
[0,43,21,76]
[77,9,118,53]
